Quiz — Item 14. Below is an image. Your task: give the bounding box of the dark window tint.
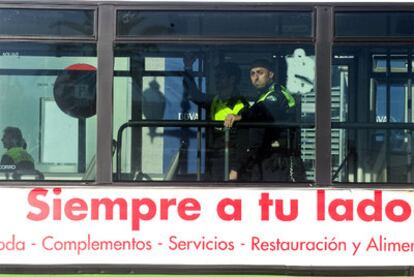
[113,44,315,182]
[0,9,94,37]
[117,11,312,37]
[336,12,414,37]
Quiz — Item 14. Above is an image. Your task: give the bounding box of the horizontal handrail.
[116,120,414,180]
[332,122,414,129]
[116,120,313,180]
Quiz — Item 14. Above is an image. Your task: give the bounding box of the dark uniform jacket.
[237,82,306,182]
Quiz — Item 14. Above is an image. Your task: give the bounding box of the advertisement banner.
[1,186,414,266]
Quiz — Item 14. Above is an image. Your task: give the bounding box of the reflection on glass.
[375,82,387,122]
[391,58,408,73]
[332,46,414,183]
[0,43,97,181]
[372,55,386,72]
[390,84,406,122]
[373,55,408,73]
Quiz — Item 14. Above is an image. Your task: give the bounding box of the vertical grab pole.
[224,127,230,181]
[196,57,203,181]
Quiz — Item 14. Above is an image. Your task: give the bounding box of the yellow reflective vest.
[210,96,246,121]
[256,84,296,108]
[5,147,34,164]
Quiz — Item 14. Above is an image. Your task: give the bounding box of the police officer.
[1,126,34,170]
[224,59,306,182]
[183,58,249,180]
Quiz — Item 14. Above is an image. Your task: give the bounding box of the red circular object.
[65,63,96,71]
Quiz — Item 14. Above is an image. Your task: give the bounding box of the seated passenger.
[224,59,306,182]
[183,56,249,180]
[1,127,34,170]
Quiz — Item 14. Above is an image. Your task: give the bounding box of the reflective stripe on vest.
[256,84,296,108]
[210,96,245,121]
[6,147,34,164]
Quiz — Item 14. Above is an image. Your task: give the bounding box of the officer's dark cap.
[250,59,273,72]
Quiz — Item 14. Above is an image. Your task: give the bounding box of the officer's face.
[1,133,11,149]
[250,67,274,89]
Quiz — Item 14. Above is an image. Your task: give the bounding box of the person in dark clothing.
[183,58,249,180]
[1,127,34,170]
[224,59,306,182]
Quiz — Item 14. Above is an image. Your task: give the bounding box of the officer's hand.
[224,114,241,128]
[229,170,238,180]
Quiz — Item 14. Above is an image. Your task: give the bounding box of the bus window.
[116,10,312,38]
[0,8,94,37]
[335,11,414,37]
[332,46,414,183]
[113,44,315,182]
[0,42,97,181]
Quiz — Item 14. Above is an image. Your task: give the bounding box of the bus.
[0,0,414,276]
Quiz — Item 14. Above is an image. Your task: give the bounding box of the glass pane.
[117,11,312,37]
[373,55,408,73]
[375,81,387,122]
[336,12,414,37]
[331,64,349,122]
[332,45,414,184]
[390,57,408,73]
[332,128,414,183]
[0,9,94,37]
[0,43,97,181]
[113,44,315,183]
[390,83,407,122]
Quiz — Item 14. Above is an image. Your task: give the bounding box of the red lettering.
[259,193,298,221]
[259,193,272,220]
[275,199,298,221]
[357,190,382,221]
[328,199,353,221]
[90,198,128,220]
[27,188,202,231]
[317,190,325,220]
[178,198,200,220]
[131,198,156,231]
[65,198,87,220]
[160,199,176,220]
[52,188,62,220]
[385,200,411,222]
[27,188,49,220]
[318,190,411,223]
[217,198,241,221]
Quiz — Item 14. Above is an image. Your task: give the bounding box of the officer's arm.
[183,69,208,106]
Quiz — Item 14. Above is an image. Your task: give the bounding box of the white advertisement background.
[0,187,413,266]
